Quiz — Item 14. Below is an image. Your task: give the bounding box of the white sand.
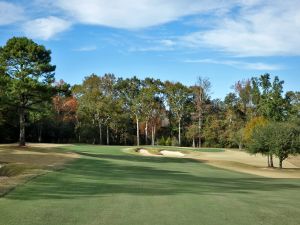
[138,149,157,156]
[160,150,185,157]
[138,149,185,158]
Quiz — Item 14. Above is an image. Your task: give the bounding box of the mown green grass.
[0,145,299,225]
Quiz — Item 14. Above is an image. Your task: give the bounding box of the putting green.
[0,145,299,225]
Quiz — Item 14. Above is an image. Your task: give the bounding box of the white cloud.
[23,16,71,40]
[181,1,300,56]
[0,1,24,25]
[184,58,282,71]
[50,0,233,29]
[128,39,176,52]
[160,39,176,47]
[3,0,300,57]
[74,46,97,51]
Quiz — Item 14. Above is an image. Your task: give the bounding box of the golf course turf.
[0,145,300,225]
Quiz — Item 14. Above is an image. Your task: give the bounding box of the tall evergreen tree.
[0,37,56,146]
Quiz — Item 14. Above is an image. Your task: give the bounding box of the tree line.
[0,37,299,168]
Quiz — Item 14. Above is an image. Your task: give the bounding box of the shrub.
[171,137,179,146]
[247,122,300,168]
[165,137,172,146]
[158,137,166,146]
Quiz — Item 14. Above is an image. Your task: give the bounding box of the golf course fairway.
[0,145,299,225]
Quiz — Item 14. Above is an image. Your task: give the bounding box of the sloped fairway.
[0,145,300,225]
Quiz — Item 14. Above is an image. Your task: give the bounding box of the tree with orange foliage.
[244,116,268,142]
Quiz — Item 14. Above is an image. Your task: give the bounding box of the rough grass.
[0,144,77,196]
[0,144,299,225]
[0,164,29,177]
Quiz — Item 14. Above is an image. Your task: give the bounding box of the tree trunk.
[198,114,202,148]
[178,119,181,146]
[78,121,81,143]
[106,125,109,145]
[98,121,102,145]
[267,154,270,167]
[19,107,26,146]
[145,121,148,145]
[38,124,42,143]
[279,158,283,169]
[136,116,140,146]
[270,154,274,167]
[192,137,195,148]
[238,142,242,150]
[153,125,156,146]
[154,125,156,146]
[151,126,155,146]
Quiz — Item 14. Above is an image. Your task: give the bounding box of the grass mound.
[0,164,28,177]
[0,144,78,197]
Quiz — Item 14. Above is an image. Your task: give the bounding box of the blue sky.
[0,0,299,99]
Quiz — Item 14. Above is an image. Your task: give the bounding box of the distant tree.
[53,81,76,122]
[248,74,288,166]
[117,77,143,146]
[186,124,199,148]
[247,124,272,167]
[250,77,261,112]
[139,78,164,145]
[271,123,300,168]
[224,92,245,147]
[100,74,118,145]
[247,122,300,168]
[29,101,52,143]
[243,116,268,142]
[242,116,268,160]
[74,74,106,144]
[0,69,9,125]
[231,128,244,150]
[256,74,287,121]
[164,81,191,146]
[234,79,251,117]
[148,98,165,146]
[203,113,226,147]
[0,37,56,146]
[285,91,300,120]
[192,77,211,147]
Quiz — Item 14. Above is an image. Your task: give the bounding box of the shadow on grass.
[6,153,300,201]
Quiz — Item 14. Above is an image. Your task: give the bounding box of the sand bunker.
[138,149,185,158]
[138,149,158,156]
[160,150,185,157]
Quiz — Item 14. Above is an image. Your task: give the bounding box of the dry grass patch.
[0,143,78,196]
[185,150,300,178]
[202,160,300,178]
[287,155,300,167]
[134,147,300,178]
